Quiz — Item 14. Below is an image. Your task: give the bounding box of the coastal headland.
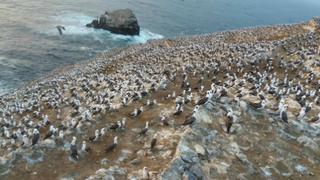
[0,18,320,179]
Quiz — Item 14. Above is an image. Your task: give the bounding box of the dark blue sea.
[0,0,319,95]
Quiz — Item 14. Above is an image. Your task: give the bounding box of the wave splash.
[49,12,164,43]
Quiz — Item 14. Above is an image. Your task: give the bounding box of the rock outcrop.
[86,9,140,36]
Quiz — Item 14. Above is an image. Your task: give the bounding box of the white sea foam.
[111,29,164,43]
[49,12,164,43]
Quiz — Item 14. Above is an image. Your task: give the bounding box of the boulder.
[87,9,140,36]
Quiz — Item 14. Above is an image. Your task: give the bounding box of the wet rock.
[117,149,133,163]
[129,158,141,165]
[161,150,172,159]
[297,135,319,151]
[23,150,44,165]
[294,164,308,175]
[41,139,56,149]
[136,149,145,157]
[183,164,204,180]
[260,165,273,177]
[60,177,74,180]
[0,156,8,166]
[93,168,108,178]
[87,167,125,180]
[194,144,205,156]
[106,166,127,175]
[274,161,293,177]
[213,162,230,174]
[86,9,140,36]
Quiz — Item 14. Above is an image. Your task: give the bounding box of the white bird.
[297,107,306,120]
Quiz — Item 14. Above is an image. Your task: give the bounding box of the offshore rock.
[86,9,140,36]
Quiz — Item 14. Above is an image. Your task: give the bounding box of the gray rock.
[0,156,8,166]
[106,166,127,175]
[294,164,308,175]
[297,135,319,151]
[129,158,141,165]
[117,149,133,162]
[87,9,140,36]
[41,139,56,149]
[100,158,109,166]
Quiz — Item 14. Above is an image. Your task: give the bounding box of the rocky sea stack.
[86,9,140,36]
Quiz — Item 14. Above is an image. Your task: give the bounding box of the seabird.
[100,128,106,136]
[70,136,79,160]
[121,118,126,130]
[21,134,29,147]
[150,136,157,151]
[89,129,100,142]
[280,105,288,123]
[42,115,50,126]
[138,121,149,136]
[174,104,184,115]
[142,167,150,180]
[182,116,196,126]
[131,106,144,117]
[226,110,233,134]
[32,129,40,146]
[110,121,121,131]
[197,90,213,105]
[146,99,157,107]
[43,125,56,140]
[81,140,91,152]
[193,105,200,114]
[297,107,306,120]
[160,115,169,126]
[58,130,64,140]
[56,25,66,35]
[105,136,118,153]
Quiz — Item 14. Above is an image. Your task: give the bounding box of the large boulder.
[86,9,140,36]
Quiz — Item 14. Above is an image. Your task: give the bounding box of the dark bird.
[105,136,118,153]
[138,121,149,136]
[197,90,213,105]
[56,25,66,35]
[280,105,288,123]
[258,92,265,100]
[305,102,313,113]
[70,137,79,160]
[174,104,184,115]
[150,134,157,150]
[160,115,169,126]
[109,121,121,131]
[225,110,233,134]
[197,96,208,105]
[182,116,196,126]
[32,129,40,146]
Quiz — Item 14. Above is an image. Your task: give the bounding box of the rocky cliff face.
[161,96,320,179]
[86,9,140,36]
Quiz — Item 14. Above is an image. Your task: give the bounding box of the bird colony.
[0,18,320,179]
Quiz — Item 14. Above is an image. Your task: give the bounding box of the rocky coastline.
[0,18,320,179]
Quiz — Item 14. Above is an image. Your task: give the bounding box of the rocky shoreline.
[0,18,320,179]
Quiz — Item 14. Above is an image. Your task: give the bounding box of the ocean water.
[0,0,319,95]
